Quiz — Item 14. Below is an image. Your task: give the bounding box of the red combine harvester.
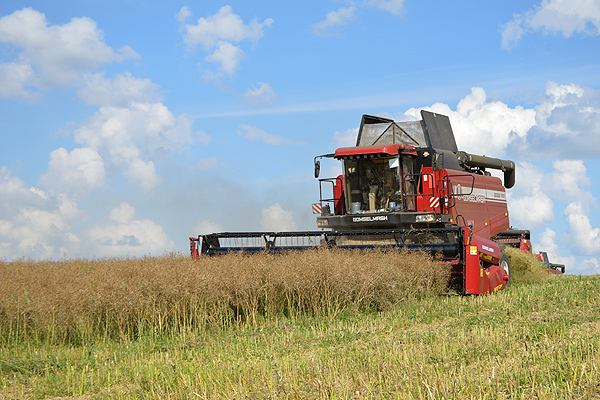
[191,111,535,294]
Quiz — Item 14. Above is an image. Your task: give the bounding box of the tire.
[499,251,511,288]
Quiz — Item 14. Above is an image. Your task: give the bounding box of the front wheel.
[499,252,511,288]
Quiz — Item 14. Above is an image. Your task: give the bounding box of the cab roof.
[334,144,415,158]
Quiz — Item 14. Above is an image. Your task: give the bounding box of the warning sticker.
[469,246,478,256]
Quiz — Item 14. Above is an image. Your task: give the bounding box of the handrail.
[318,176,344,215]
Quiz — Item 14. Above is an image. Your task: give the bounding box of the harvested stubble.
[0,249,448,344]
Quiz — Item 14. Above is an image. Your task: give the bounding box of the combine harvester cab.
[191,111,517,294]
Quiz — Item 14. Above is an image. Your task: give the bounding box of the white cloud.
[402,83,600,161]
[238,124,304,146]
[260,203,299,231]
[176,6,192,26]
[313,1,406,36]
[503,162,554,229]
[84,202,175,258]
[78,72,161,106]
[0,169,174,259]
[108,202,135,224]
[0,62,38,99]
[528,0,600,36]
[204,41,245,76]
[365,0,406,16]
[564,201,600,255]
[74,103,196,191]
[536,81,585,135]
[193,219,224,235]
[39,147,105,196]
[404,87,536,156]
[178,5,273,49]
[548,160,592,202]
[508,82,600,159]
[501,0,600,49]
[333,127,358,147]
[196,131,212,145]
[508,158,594,232]
[500,16,526,50]
[508,192,554,227]
[178,5,273,79]
[312,6,357,36]
[536,227,576,272]
[0,167,84,259]
[243,82,277,107]
[579,258,600,275]
[0,8,138,96]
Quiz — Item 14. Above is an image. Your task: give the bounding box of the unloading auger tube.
[456,151,516,189]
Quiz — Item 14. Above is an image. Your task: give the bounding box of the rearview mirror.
[314,160,321,178]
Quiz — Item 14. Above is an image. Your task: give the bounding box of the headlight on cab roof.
[415,213,435,223]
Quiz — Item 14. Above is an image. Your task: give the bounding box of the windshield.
[343,156,416,213]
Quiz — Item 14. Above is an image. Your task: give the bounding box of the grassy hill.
[1,251,599,399]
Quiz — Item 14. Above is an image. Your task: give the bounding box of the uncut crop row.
[0,249,449,344]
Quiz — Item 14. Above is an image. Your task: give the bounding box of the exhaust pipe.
[456,151,516,189]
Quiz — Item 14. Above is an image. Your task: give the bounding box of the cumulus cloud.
[193,219,224,235]
[404,87,536,156]
[564,202,600,255]
[238,124,304,146]
[536,227,576,272]
[501,0,600,49]
[78,72,161,106]
[508,82,600,159]
[507,162,555,229]
[312,6,357,36]
[83,202,175,258]
[536,81,586,135]
[333,127,359,147]
[260,203,299,231]
[178,5,273,79]
[0,167,84,259]
[74,103,196,191]
[204,41,245,76]
[178,5,273,49]
[507,159,598,274]
[0,168,175,259]
[39,147,106,196]
[0,8,138,97]
[578,258,600,275]
[403,82,600,161]
[243,82,277,107]
[547,160,592,203]
[0,62,38,99]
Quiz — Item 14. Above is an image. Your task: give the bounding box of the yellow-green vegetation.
[1,250,597,399]
[0,250,447,345]
[504,246,551,284]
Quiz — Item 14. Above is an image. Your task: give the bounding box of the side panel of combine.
[449,174,509,239]
[463,228,510,294]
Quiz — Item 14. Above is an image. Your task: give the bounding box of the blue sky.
[1,0,600,274]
